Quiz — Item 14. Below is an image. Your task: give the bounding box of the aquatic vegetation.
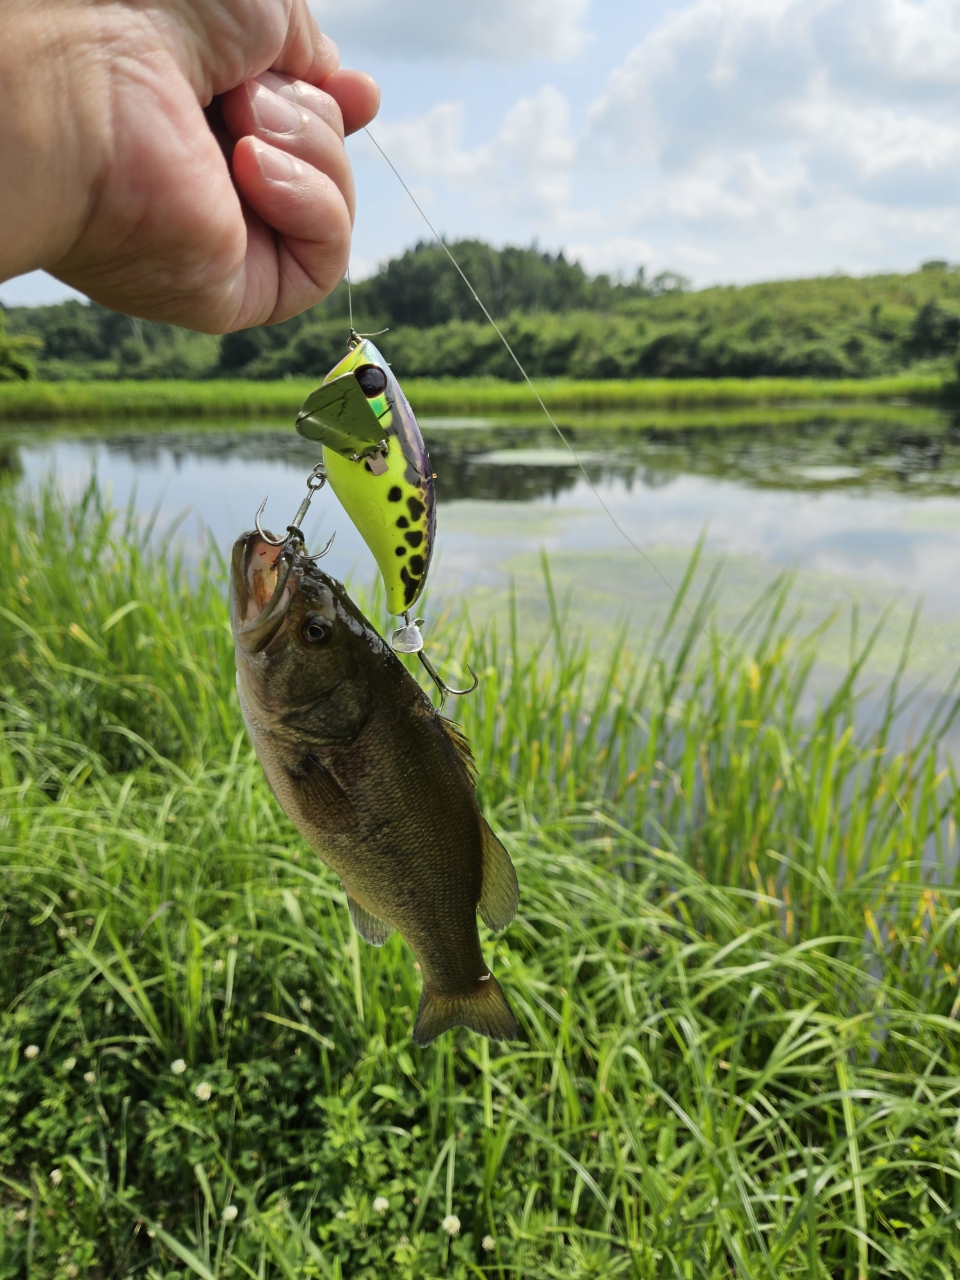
[2,483,960,1276]
[0,371,949,422]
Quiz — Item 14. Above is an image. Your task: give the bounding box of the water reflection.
[6,410,960,504]
[4,408,960,688]
[0,445,22,485]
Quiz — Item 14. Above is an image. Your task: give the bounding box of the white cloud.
[590,0,960,188]
[576,0,960,279]
[370,87,577,213]
[314,0,589,61]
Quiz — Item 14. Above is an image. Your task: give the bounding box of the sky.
[5,0,960,307]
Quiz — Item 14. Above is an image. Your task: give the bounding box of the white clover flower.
[212,958,224,974]
[49,1168,63,1187]
[222,1204,238,1223]
[299,995,312,1012]
[83,1071,96,1084]
[335,1210,347,1220]
[373,1196,389,1215]
[23,1045,39,1060]
[14,1208,27,1222]
[195,1082,212,1101]
[441,1214,460,1237]
[62,1057,76,1072]
[482,1235,495,1251]
[170,1059,186,1076]
[398,1235,409,1245]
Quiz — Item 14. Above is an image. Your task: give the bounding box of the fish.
[230,529,519,1046]
[296,337,435,615]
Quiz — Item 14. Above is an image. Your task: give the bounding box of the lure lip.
[232,532,303,654]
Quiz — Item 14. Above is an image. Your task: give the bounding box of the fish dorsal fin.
[343,886,394,947]
[438,715,478,786]
[478,819,519,933]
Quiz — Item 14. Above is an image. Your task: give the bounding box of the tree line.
[4,241,960,382]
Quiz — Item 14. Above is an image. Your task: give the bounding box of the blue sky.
[5,0,960,307]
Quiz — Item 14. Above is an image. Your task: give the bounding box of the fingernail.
[251,138,299,182]
[249,82,302,135]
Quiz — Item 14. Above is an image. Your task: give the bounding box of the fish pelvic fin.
[413,972,517,1047]
[478,819,519,933]
[344,888,394,947]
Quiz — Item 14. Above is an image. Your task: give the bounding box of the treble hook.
[418,650,479,716]
[394,610,479,714]
[255,463,334,559]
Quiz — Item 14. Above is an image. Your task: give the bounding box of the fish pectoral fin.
[285,754,355,831]
[343,888,394,946]
[478,819,519,933]
[438,715,478,786]
[413,972,517,1047]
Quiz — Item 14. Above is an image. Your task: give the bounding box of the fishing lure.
[295,332,435,615]
[256,330,475,710]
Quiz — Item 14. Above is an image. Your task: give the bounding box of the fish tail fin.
[413,974,517,1047]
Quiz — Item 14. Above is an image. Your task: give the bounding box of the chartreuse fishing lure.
[254,329,475,710]
[295,333,434,615]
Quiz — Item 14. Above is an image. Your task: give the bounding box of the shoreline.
[0,372,951,420]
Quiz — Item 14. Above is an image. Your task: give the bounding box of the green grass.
[0,372,951,421]
[3,484,960,1277]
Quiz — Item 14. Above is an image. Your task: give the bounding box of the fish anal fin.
[438,716,478,786]
[285,755,354,832]
[413,973,517,1046]
[478,819,519,933]
[343,887,394,947]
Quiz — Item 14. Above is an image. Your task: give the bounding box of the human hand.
[0,0,379,332]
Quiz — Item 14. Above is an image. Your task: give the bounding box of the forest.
[4,240,960,382]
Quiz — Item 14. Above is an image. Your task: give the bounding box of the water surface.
[4,408,960,686]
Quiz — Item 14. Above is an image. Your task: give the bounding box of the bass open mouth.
[232,534,303,654]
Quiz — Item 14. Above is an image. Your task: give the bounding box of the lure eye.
[301,614,332,646]
[354,364,388,398]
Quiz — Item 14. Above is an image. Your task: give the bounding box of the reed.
[0,370,950,421]
[2,482,960,1278]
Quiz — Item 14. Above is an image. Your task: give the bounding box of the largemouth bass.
[230,531,519,1046]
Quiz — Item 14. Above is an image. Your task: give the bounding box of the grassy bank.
[0,371,951,421]
[3,485,960,1277]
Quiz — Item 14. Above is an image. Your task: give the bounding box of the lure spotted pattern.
[296,337,435,614]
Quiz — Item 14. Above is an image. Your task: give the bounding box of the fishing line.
[362,125,705,630]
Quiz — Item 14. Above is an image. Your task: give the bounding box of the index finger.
[317,68,380,136]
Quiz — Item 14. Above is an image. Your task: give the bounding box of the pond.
[4,405,960,688]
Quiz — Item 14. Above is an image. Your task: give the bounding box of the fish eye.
[301,614,332,646]
[354,364,388,398]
